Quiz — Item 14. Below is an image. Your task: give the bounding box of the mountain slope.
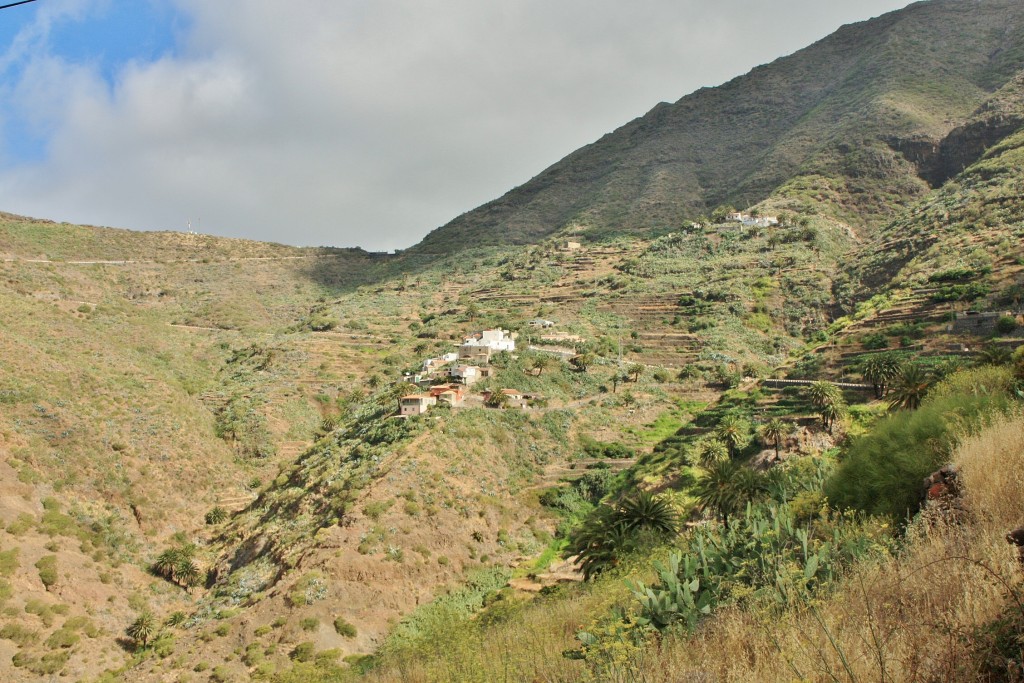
[412,0,1024,253]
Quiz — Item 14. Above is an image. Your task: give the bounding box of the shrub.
[35,555,57,590]
[333,617,357,638]
[995,315,1018,334]
[291,641,316,662]
[299,617,319,632]
[205,506,228,525]
[825,368,1015,520]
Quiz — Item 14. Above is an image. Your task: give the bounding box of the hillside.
[0,1,1023,681]
[413,0,1024,253]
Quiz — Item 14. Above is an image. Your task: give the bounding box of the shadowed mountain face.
[412,0,1024,253]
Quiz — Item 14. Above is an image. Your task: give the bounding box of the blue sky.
[0,0,913,250]
[1,1,187,160]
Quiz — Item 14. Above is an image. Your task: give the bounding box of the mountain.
[412,0,1024,253]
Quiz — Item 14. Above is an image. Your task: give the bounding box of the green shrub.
[825,368,1015,520]
[291,641,316,662]
[299,617,319,632]
[333,617,357,638]
[35,555,57,590]
[44,627,80,649]
[995,315,1018,335]
[0,548,19,576]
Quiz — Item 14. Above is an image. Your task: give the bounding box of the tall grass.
[323,413,1024,683]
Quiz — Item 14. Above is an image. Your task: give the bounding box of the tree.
[696,438,729,468]
[465,301,481,322]
[975,343,1012,367]
[694,461,766,527]
[126,612,157,648]
[888,363,932,411]
[175,559,201,592]
[861,352,902,399]
[152,549,180,581]
[569,491,679,580]
[758,418,788,459]
[486,391,509,409]
[805,380,842,409]
[714,414,752,457]
[819,399,847,433]
[571,352,596,372]
[805,381,846,432]
[616,490,678,537]
[531,355,553,376]
[627,363,645,382]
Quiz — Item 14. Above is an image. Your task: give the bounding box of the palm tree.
[697,438,729,468]
[571,352,595,372]
[861,352,902,399]
[805,380,842,409]
[758,418,788,459]
[714,414,752,457]
[805,381,846,432]
[175,559,201,591]
[693,460,745,526]
[126,612,157,648]
[888,363,932,411]
[615,491,678,536]
[152,549,180,581]
[695,460,769,526]
[531,355,553,376]
[819,400,847,433]
[975,343,1012,367]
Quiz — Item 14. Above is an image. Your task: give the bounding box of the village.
[397,325,550,417]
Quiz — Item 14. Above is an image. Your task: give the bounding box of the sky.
[0,0,913,251]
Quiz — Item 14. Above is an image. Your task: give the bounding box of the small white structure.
[399,394,436,416]
[528,319,556,329]
[727,211,779,228]
[459,329,516,362]
[421,353,459,373]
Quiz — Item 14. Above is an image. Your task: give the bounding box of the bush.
[299,617,319,632]
[291,641,317,662]
[333,617,357,638]
[995,315,1018,335]
[825,368,1015,520]
[35,555,57,590]
[205,506,228,525]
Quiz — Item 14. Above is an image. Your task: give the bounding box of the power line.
[0,0,40,10]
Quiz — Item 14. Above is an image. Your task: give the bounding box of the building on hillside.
[563,241,582,251]
[421,352,459,373]
[726,211,778,228]
[951,310,1023,336]
[399,394,436,416]
[528,319,556,328]
[428,384,465,407]
[450,364,483,385]
[459,329,516,363]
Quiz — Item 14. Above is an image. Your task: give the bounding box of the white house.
[459,329,516,362]
[528,319,556,329]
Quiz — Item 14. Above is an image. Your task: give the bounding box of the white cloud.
[0,0,911,249]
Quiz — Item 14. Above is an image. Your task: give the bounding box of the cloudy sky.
[0,0,912,250]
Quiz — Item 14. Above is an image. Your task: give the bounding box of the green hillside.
[413,0,1024,253]
[0,1,1022,681]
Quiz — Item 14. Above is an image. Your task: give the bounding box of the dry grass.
[638,412,1024,682]
[360,414,1024,683]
